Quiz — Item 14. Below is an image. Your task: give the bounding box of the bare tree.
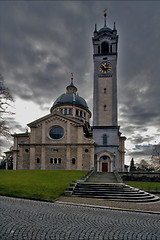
[0,74,14,137]
[151,145,160,170]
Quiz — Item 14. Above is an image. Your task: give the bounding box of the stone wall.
[119,172,160,182]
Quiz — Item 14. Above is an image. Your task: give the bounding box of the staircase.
[86,172,118,183]
[72,172,159,203]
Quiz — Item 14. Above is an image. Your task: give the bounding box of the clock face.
[98,62,112,73]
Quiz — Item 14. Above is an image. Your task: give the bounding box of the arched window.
[98,45,100,54]
[101,41,109,54]
[104,88,107,94]
[103,134,107,145]
[104,105,107,111]
[50,158,53,164]
[72,158,76,164]
[76,109,79,116]
[58,158,61,164]
[110,45,112,53]
[37,157,40,164]
[54,158,57,164]
[69,109,72,115]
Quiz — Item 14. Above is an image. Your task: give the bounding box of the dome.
[98,27,113,33]
[50,77,89,113]
[52,93,89,110]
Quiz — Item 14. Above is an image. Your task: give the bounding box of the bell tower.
[92,19,118,126]
[92,11,124,172]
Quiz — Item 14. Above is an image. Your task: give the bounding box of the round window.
[49,126,64,140]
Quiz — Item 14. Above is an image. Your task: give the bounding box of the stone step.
[86,172,118,183]
[72,194,159,203]
[72,183,160,203]
[73,189,148,195]
[73,191,151,198]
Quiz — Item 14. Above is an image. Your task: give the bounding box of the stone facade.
[9,110,94,170]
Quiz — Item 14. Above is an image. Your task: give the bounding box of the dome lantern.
[66,73,77,94]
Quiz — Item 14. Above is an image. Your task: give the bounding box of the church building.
[5,17,126,172]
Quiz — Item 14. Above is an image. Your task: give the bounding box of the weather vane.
[104,8,107,27]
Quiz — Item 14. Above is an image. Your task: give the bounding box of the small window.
[37,158,40,164]
[104,105,107,111]
[80,111,82,117]
[76,109,79,116]
[50,158,53,164]
[69,109,72,115]
[60,109,63,114]
[72,158,76,164]
[54,158,57,164]
[103,134,107,145]
[85,149,89,153]
[64,109,67,115]
[84,112,86,118]
[25,149,29,152]
[53,149,58,152]
[58,158,61,164]
[104,88,107,94]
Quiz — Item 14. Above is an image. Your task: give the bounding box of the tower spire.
[71,72,73,85]
[114,21,116,30]
[104,8,107,27]
[95,24,97,32]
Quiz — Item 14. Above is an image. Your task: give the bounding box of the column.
[41,147,46,170]
[41,122,46,169]
[77,147,82,170]
[66,146,71,170]
[90,147,94,169]
[30,128,36,169]
[30,147,35,169]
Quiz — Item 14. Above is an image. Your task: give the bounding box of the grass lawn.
[0,170,88,201]
[124,181,160,192]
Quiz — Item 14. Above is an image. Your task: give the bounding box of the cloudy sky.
[1,1,160,165]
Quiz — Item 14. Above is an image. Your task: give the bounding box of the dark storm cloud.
[117,2,160,133]
[128,134,155,145]
[127,149,152,158]
[0,1,94,105]
[1,1,160,162]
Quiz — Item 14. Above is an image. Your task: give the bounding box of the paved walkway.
[58,196,160,214]
[0,196,160,240]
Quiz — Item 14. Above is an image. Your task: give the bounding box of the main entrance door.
[102,162,108,172]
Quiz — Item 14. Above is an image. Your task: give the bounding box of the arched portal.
[96,151,113,172]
